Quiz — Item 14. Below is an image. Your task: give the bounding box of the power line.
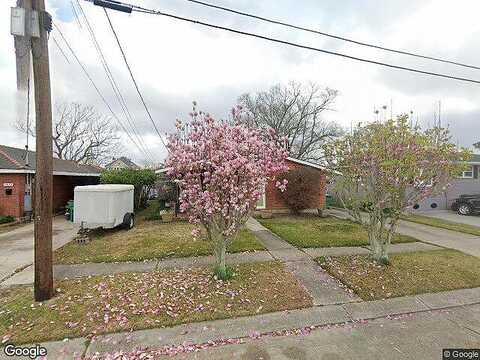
[75,0,156,162]
[87,0,480,85]
[103,8,168,149]
[181,0,480,71]
[129,4,480,85]
[53,22,151,159]
[70,0,83,29]
[51,35,71,64]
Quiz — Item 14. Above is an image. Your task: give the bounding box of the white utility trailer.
[74,184,135,230]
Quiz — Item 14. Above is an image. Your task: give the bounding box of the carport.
[0,144,101,219]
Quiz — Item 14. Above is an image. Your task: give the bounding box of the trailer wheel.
[123,213,135,230]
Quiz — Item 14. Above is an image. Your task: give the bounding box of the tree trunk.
[208,224,228,277]
[368,213,389,265]
[214,240,227,276]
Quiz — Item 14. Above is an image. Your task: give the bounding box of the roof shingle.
[0,145,102,175]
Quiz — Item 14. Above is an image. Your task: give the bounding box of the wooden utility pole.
[31,0,54,301]
[14,0,32,91]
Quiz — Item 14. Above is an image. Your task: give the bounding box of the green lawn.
[54,221,264,264]
[0,262,312,344]
[401,214,480,236]
[55,201,265,264]
[258,215,417,248]
[318,250,480,300]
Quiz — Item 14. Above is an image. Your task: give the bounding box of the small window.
[460,166,474,179]
[5,189,13,196]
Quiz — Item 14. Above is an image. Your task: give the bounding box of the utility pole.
[31,0,54,301]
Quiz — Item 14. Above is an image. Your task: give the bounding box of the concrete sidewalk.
[5,287,478,359]
[0,217,78,282]
[179,304,480,360]
[246,218,360,306]
[328,208,480,258]
[0,251,274,287]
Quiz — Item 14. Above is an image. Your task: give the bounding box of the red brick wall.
[0,174,98,218]
[52,176,74,211]
[264,160,326,211]
[0,174,26,218]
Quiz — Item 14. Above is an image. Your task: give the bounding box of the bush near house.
[100,169,157,210]
[0,216,15,224]
[279,167,320,214]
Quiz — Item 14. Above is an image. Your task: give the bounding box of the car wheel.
[457,204,472,216]
[122,213,135,229]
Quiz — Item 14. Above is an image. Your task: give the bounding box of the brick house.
[156,157,327,214]
[0,145,101,219]
[255,157,327,214]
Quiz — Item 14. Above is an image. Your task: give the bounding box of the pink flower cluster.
[166,105,288,236]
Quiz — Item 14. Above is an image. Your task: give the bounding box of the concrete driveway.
[328,208,480,258]
[0,217,78,282]
[416,209,480,227]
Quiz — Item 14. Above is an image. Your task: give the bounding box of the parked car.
[451,194,480,215]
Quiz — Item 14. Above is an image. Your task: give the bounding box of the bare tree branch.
[237,81,342,163]
[15,101,122,165]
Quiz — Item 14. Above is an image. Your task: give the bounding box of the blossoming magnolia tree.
[166,105,288,278]
[324,115,470,264]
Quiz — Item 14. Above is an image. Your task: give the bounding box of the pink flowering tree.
[324,115,470,264]
[166,105,288,278]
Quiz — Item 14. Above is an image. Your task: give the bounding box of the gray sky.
[1,0,479,163]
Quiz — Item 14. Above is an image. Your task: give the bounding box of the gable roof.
[0,145,102,176]
[105,156,140,169]
[286,157,328,171]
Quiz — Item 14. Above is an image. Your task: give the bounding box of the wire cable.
[75,0,156,162]
[180,0,480,71]
[103,8,168,149]
[126,4,480,85]
[51,35,71,64]
[53,22,150,158]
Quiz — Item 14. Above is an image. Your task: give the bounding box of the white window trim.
[460,165,474,179]
[256,184,266,210]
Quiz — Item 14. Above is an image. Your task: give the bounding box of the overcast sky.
[2,0,479,164]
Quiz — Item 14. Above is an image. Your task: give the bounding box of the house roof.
[155,157,337,175]
[0,144,102,176]
[105,156,140,169]
[286,157,327,171]
[468,154,480,164]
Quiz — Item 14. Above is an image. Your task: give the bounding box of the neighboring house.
[256,157,327,214]
[0,145,102,219]
[412,154,480,211]
[105,157,140,170]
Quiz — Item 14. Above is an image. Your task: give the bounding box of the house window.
[460,166,474,179]
[256,184,266,210]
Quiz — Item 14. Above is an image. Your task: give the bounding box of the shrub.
[101,169,157,210]
[279,167,320,214]
[0,215,15,224]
